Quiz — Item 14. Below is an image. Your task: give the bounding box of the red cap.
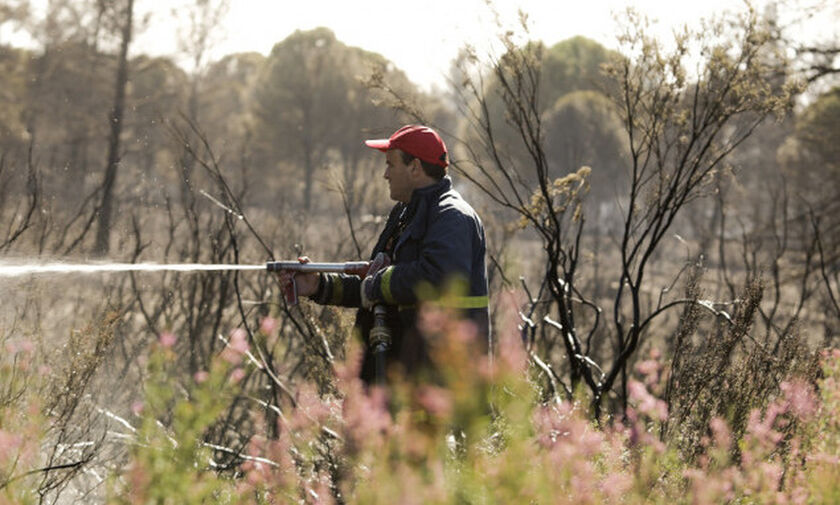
[365,125,448,168]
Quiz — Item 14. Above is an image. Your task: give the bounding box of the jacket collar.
[393,177,451,255]
[408,176,451,207]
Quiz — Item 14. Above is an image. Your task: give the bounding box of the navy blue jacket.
[310,176,489,383]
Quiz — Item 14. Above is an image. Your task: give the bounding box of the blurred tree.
[199,52,265,198]
[541,35,616,108]
[779,86,840,309]
[200,52,264,144]
[543,90,628,201]
[768,0,840,85]
[123,55,188,199]
[776,86,840,221]
[173,0,230,122]
[22,41,112,204]
[457,36,617,186]
[794,86,840,176]
[95,0,135,255]
[0,46,29,156]
[20,0,116,200]
[253,27,403,212]
[252,28,347,211]
[169,0,230,225]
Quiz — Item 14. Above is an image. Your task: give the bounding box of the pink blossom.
[497,326,528,373]
[230,367,246,383]
[229,328,250,353]
[291,384,334,432]
[4,339,34,355]
[635,359,659,377]
[259,317,278,336]
[415,386,453,419]
[0,430,23,465]
[780,379,817,420]
[342,385,391,450]
[221,328,250,364]
[599,471,633,502]
[806,452,840,465]
[194,370,209,384]
[627,380,668,421]
[159,332,176,348]
[745,408,783,456]
[131,401,144,416]
[334,343,363,383]
[709,417,732,450]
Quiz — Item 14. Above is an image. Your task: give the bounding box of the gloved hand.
[360,252,390,310]
[361,275,377,310]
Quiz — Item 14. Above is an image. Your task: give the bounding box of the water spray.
[2,257,392,383]
[0,262,266,277]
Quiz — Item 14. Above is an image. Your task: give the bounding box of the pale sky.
[5,0,837,91]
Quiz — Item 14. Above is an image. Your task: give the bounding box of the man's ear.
[408,157,421,176]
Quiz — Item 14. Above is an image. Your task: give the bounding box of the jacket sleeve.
[308,273,362,308]
[370,208,476,306]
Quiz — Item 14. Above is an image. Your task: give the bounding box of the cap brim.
[364,139,390,152]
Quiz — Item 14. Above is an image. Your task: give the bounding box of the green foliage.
[109,344,240,504]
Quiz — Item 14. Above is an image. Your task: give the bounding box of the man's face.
[384,149,415,203]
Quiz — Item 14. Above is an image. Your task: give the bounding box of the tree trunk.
[95,0,133,255]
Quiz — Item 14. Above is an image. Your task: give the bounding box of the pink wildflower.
[497,326,528,373]
[290,384,337,434]
[194,370,209,383]
[635,359,659,377]
[744,407,783,459]
[780,379,817,420]
[230,367,246,383]
[627,379,668,421]
[342,385,391,450]
[259,317,278,336]
[599,471,633,502]
[0,430,23,465]
[221,328,250,364]
[230,328,250,353]
[131,401,144,416]
[415,386,453,419]
[159,332,176,348]
[4,339,34,355]
[453,319,479,345]
[709,417,732,450]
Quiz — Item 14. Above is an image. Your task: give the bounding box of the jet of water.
[0,262,265,277]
